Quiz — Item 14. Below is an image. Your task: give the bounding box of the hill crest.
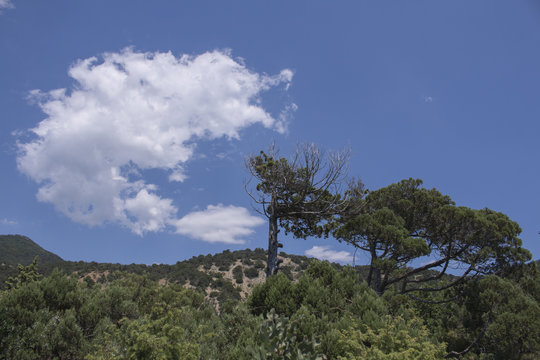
[0,234,63,265]
[0,235,321,302]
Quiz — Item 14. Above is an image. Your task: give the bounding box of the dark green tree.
[441,275,540,359]
[335,178,532,296]
[233,265,244,284]
[246,144,353,277]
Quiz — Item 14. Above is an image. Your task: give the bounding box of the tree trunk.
[367,262,374,287]
[369,250,383,295]
[266,195,279,278]
[373,266,383,295]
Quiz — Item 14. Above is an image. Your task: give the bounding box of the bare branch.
[402,265,476,293]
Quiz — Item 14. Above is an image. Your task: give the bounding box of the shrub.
[233,265,244,284]
[245,267,260,279]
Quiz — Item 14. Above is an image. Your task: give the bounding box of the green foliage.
[461,275,540,359]
[0,270,87,359]
[244,266,260,279]
[0,257,538,359]
[254,259,266,270]
[88,311,201,360]
[250,261,375,357]
[247,145,350,276]
[248,260,450,359]
[233,265,244,284]
[280,265,294,280]
[249,148,343,239]
[217,302,260,359]
[0,235,63,265]
[247,309,324,360]
[5,256,42,290]
[250,261,379,319]
[336,315,446,359]
[335,178,532,295]
[0,236,538,359]
[0,271,229,359]
[250,272,298,316]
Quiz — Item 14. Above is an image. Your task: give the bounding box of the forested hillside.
[1,235,539,359]
[0,235,63,265]
[0,235,321,303]
[0,235,64,289]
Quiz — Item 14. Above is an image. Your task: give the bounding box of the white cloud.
[423,95,433,103]
[17,48,292,241]
[174,204,265,244]
[305,246,353,263]
[0,218,17,225]
[0,0,14,11]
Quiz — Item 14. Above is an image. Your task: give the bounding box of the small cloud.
[423,96,433,103]
[0,0,14,13]
[276,103,298,134]
[0,0,13,8]
[174,204,265,244]
[305,245,353,263]
[0,218,17,225]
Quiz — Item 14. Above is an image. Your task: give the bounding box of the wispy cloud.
[17,48,293,242]
[305,245,353,263]
[0,0,14,12]
[0,218,17,225]
[423,95,433,103]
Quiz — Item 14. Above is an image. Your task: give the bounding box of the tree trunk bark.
[367,262,374,287]
[369,249,383,295]
[373,266,383,296]
[266,195,279,278]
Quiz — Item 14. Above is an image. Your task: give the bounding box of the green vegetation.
[334,178,531,296]
[233,265,244,284]
[5,256,42,290]
[244,266,260,279]
[0,235,63,265]
[0,244,289,295]
[2,257,537,359]
[0,235,64,288]
[246,145,532,300]
[246,144,350,277]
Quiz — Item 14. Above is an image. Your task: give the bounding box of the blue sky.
[1,1,539,266]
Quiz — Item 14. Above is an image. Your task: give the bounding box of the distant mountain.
[0,234,63,265]
[0,235,323,300]
[1,235,474,306]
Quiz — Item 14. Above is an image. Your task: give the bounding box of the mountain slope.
[0,235,319,299]
[57,248,318,304]
[0,235,63,265]
[1,235,506,305]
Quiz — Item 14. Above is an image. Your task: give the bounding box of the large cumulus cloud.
[17,48,293,243]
